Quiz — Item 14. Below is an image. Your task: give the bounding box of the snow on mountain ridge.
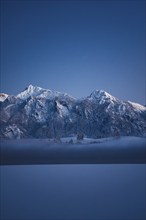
[16,84,49,100]
[1,85,145,110]
[89,89,118,104]
[0,93,8,102]
[128,101,146,112]
[16,84,76,101]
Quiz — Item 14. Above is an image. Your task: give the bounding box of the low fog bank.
[0,136,146,165]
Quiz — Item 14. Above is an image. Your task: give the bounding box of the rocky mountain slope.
[0,85,146,139]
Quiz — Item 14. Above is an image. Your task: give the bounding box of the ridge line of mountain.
[0,84,145,139]
[0,84,145,107]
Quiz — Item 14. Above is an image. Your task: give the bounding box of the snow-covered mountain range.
[0,85,146,139]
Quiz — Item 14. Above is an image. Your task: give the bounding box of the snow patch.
[4,125,23,139]
[56,101,69,117]
[0,93,8,102]
[128,101,146,112]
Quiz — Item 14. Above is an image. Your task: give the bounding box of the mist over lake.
[1,137,146,165]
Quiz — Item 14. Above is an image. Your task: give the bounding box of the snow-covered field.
[0,136,145,164]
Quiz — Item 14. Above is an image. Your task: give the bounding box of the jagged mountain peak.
[89,89,117,104]
[26,84,47,92]
[16,84,47,99]
[25,84,50,94]
[91,89,110,96]
[16,85,76,101]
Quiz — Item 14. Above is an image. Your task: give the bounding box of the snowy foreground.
[0,136,146,165]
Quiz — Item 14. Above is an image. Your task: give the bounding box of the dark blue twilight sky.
[0,0,145,105]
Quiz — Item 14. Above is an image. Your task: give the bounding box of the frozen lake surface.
[0,164,146,220]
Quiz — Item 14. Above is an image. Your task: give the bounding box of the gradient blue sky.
[1,0,145,104]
